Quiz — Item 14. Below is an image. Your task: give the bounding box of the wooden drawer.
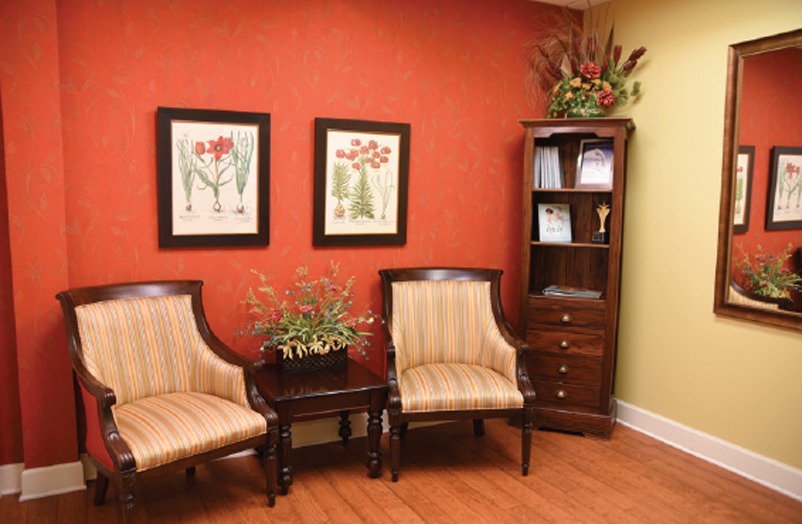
[526,353,601,384]
[534,381,600,410]
[526,329,604,356]
[526,297,606,331]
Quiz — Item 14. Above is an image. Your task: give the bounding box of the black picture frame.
[313,118,410,246]
[733,145,754,234]
[766,146,802,231]
[157,107,270,248]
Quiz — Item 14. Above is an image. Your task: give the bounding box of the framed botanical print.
[766,146,802,230]
[313,118,410,246]
[733,145,754,234]
[157,107,270,247]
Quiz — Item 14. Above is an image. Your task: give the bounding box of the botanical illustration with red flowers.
[175,128,255,214]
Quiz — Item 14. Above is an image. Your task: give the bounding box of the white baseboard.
[617,401,802,503]
[0,462,24,496]
[18,461,85,501]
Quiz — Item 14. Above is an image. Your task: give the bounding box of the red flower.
[194,141,205,155]
[380,146,392,154]
[580,61,601,79]
[596,88,615,107]
[370,161,380,169]
[351,138,362,147]
[335,149,346,158]
[368,140,378,150]
[380,156,389,163]
[206,136,234,161]
[352,162,361,170]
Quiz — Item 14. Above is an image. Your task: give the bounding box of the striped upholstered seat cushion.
[113,392,267,471]
[398,363,523,412]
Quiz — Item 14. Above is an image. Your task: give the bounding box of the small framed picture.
[733,145,754,234]
[537,203,572,243]
[576,139,614,190]
[766,146,802,230]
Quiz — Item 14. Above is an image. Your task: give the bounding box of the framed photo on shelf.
[313,118,410,246]
[576,139,614,190]
[537,203,572,243]
[156,107,270,248]
[733,145,754,234]
[766,146,802,230]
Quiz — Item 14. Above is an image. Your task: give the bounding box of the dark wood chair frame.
[56,280,279,523]
[379,267,536,481]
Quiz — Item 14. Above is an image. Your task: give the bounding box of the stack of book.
[542,285,603,299]
[533,146,563,189]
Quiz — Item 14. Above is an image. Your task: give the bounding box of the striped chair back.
[390,280,516,380]
[75,294,212,405]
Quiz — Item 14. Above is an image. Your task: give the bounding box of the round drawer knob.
[558,364,569,374]
[555,389,567,400]
[560,313,572,324]
[559,340,570,349]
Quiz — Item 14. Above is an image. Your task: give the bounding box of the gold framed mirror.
[714,28,802,332]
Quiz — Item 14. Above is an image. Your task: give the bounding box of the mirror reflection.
[714,29,802,331]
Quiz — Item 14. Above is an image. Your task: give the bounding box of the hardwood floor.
[3,420,801,523]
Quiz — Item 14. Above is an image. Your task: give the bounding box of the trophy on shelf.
[592,202,610,244]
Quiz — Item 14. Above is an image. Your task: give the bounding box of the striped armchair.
[56,281,278,523]
[379,268,535,481]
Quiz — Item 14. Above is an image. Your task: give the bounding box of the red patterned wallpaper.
[2,0,558,468]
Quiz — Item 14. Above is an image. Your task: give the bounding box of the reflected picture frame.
[576,139,614,190]
[313,118,410,246]
[766,146,802,230]
[157,107,270,248]
[733,145,754,234]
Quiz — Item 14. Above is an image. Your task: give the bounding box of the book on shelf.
[537,203,571,242]
[542,285,603,299]
[533,146,563,189]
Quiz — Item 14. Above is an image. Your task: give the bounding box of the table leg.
[279,424,293,494]
[339,410,352,445]
[366,401,383,478]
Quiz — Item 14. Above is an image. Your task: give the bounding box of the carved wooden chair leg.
[93,472,110,506]
[115,470,137,524]
[390,424,402,482]
[185,466,196,476]
[473,419,485,437]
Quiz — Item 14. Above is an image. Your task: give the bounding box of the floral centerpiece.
[242,262,376,371]
[526,10,646,118]
[735,244,802,300]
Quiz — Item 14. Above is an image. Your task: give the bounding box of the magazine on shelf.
[537,203,571,242]
[543,285,603,299]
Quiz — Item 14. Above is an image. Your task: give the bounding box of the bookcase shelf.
[518,118,633,438]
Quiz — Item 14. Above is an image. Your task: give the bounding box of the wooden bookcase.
[518,118,634,438]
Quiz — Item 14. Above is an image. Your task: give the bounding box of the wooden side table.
[254,358,388,494]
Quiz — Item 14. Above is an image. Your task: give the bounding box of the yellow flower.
[582,83,591,90]
[592,79,601,87]
[564,91,574,100]
[569,77,582,88]
[603,81,611,90]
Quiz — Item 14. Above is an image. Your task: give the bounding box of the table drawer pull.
[560,313,572,324]
[558,364,569,374]
[555,389,567,400]
[559,340,570,349]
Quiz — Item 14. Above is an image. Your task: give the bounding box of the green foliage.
[348,162,375,219]
[331,162,351,202]
[736,244,802,299]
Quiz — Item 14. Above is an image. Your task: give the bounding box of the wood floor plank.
[2,419,801,523]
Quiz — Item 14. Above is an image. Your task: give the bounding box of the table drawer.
[526,330,604,356]
[527,297,606,331]
[526,353,601,384]
[534,381,600,410]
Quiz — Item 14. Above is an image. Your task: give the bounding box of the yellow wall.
[608,0,802,469]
